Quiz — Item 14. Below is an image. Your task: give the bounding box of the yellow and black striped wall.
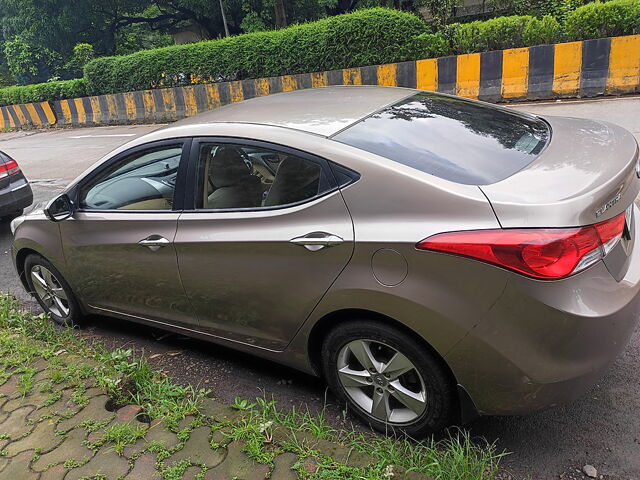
[0,102,56,130]
[3,34,639,130]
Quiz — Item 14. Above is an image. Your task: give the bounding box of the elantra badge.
[596,192,621,218]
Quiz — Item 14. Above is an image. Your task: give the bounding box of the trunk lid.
[480,115,640,228]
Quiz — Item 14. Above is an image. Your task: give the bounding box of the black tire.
[0,209,23,222]
[321,320,456,437]
[24,254,81,327]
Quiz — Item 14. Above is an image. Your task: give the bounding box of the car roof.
[170,85,416,137]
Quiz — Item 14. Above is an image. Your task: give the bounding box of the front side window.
[195,143,332,210]
[80,144,183,211]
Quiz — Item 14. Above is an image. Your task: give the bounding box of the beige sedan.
[11,86,640,436]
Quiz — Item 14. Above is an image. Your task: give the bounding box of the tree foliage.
[0,0,627,88]
[0,0,397,86]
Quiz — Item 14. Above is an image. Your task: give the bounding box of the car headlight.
[10,215,25,235]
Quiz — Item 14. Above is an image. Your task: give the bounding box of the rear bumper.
[0,179,33,217]
[446,209,640,416]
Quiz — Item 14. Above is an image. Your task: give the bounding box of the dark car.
[0,151,33,221]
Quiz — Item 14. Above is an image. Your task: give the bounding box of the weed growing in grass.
[91,422,147,455]
[161,459,192,480]
[78,419,112,433]
[17,369,35,396]
[48,368,67,385]
[225,418,277,463]
[63,456,89,469]
[230,397,257,411]
[70,384,89,408]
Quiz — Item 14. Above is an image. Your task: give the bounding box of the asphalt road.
[2,96,640,480]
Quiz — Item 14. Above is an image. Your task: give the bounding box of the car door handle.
[138,236,171,251]
[290,232,344,251]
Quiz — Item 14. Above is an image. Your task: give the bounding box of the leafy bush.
[84,8,429,95]
[65,43,95,78]
[451,14,564,54]
[3,35,62,86]
[565,0,640,40]
[0,78,87,107]
[410,32,452,58]
[488,0,591,18]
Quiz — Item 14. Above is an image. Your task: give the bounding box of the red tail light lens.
[0,158,20,179]
[417,212,626,279]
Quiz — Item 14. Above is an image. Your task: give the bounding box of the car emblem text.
[595,193,622,218]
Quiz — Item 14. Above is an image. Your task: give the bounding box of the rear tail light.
[417,212,627,280]
[0,157,20,179]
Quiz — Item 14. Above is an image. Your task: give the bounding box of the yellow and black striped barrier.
[0,102,56,130]
[3,34,639,130]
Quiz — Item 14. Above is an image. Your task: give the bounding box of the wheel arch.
[14,247,40,292]
[311,309,455,381]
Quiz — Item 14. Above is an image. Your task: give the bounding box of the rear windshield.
[333,92,550,185]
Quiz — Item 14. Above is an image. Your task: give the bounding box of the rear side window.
[333,92,550,185]
[195,143,333,210]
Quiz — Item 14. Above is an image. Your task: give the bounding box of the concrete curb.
[2,34,639,131]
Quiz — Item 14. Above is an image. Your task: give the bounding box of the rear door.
[174,138,354,350]
[61,139,197,328]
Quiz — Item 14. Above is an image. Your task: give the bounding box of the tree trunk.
[219,0,230,37]
[274,0,287,29]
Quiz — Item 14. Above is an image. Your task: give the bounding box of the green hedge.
[1,2,639,107]
[449,15,564,54]
[409,33,451,59]
[84,8,428,95]
[565,0,640,40]
[0,78,87,108]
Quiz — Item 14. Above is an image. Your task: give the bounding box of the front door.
[61,140,196,328]
[175,140,354,350]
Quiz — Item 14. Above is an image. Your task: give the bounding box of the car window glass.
[196,144,331,210]
[333,92,550,185]
[79,145,183,211]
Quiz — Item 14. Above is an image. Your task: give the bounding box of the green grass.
[221,396,505,479]
[0,293,506,479]
[0,294,207,430]
[90,422,147,455]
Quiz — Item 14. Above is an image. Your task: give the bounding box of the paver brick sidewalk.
[0,353,429,479]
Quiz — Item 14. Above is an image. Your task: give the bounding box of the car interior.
[79,143,328,212]
[80,146,183,211]
[200,145,325,210]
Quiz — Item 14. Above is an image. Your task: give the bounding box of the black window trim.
[184,137,353,213]
[73,138,192,214]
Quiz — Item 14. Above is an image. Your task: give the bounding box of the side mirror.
[44,194,74,222]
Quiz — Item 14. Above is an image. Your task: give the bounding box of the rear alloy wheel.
[25,254,80,327]
[322,321,455,437]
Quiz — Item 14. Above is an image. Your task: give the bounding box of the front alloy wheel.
[30,265,70,318]
[25,254,80,327]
